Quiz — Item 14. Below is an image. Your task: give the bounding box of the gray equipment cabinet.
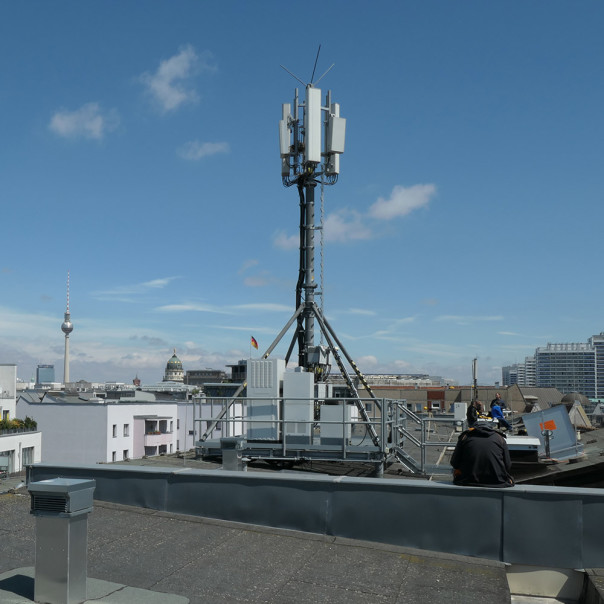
[221,436,247,471]
[29,477,96,604]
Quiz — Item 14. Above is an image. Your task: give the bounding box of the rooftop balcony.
[144,432,172,447]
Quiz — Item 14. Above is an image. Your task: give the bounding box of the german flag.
[251,336,258,350]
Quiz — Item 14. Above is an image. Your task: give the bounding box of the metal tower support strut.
[311,303,382,410]
[310,305,381,448]
[198,382,246,443]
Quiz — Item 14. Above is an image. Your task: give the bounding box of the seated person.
[451,420,514,488]
[490,401,512,431]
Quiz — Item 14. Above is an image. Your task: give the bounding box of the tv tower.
[61,271,74,385]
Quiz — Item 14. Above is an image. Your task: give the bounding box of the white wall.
[0,431,42,473]
[18,398,107,464]
[177,401,196,452]
[107,403,177,461]
[17,397,179,464]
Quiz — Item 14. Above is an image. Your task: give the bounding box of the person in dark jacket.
[466,400,480,427]
[491,392,506,410]
[451,421,514,488]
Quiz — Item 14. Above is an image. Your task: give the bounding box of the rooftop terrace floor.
[0,490,512,604]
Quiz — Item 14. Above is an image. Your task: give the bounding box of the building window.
[22,447,34,466]
[112,424,117,438]
[112,451,116,462]
[170,421,173,433]
[170,444,173,453]
[123,424,129,437]
[123,450,129,460]
[177,419,180,429]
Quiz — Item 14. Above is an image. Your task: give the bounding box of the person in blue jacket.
[490,399,512,431]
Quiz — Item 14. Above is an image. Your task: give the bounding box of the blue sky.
[1,1,603,386]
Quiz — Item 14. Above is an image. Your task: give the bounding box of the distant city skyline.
[1,2,603,386]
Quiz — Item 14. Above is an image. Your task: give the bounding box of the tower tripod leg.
[311,305,381,450]
[312,303,382,409]
[260,304,305,360]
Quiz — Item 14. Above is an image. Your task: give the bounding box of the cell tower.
[198,55,387,458]
[260,56,382,446]
[61,271,74,385]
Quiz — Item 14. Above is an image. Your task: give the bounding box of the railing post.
[421,417,426,473]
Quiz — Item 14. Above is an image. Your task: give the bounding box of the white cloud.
[368,184,436,220]
[154,301,290,314]
[324,210,372,243]
[274,183,436,249]
[49,103,119,140]
[273,230,299,250]
[93,277,179,299]
[238,259,259,275]
[435,315,504,323]
[244,276,270,287]
[357,355,379,367]
[155,303,232,314]
[345,308,377,316]
[178,140,230,160]
[215,325,277,335]
[232,303,291,312]
[140,45,215,112]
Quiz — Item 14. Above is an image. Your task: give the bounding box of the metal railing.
[194,396,462,474]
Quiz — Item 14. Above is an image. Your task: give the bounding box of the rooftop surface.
[0,489,512,604]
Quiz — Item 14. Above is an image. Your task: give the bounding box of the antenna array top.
[279,86,346,187]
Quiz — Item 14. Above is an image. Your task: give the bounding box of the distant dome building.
[163,350,184,383]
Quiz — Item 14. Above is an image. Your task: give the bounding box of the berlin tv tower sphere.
[61,312,73,335]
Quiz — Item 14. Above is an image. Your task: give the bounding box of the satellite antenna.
[263,51,383,447]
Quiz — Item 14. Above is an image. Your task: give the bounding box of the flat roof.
[0,493,511,604]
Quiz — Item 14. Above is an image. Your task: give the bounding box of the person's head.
[495,393,501,400]
[476,401,483,412]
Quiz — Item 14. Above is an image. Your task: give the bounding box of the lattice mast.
[271,59,382,448]
[278,71,345,371]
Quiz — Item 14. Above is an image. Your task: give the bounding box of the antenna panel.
[304,86,322,164]
[279,120,290,157]
[326,116,346,154]
[326,153,340,175]
[281,157,290,177]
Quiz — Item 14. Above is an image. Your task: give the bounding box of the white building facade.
[17,394,182,465]
[0,364,42,473]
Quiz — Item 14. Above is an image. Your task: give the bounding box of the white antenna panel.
[279,103,292,157]
[326,153,340,175]
[279,120,290,157]
[326,116,346,154]
[304,86,322,164]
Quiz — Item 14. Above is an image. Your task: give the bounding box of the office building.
[36,364,55,385]
[504,332,604,398]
